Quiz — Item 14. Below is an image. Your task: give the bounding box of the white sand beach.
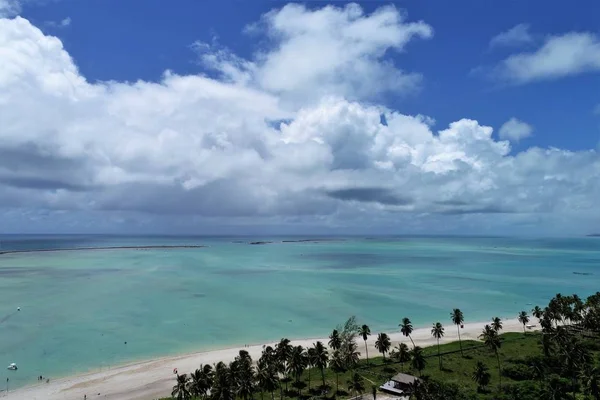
[2,318,527,400]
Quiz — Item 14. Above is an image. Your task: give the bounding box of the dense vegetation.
[162,292,600,400]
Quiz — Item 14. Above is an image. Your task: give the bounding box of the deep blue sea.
[0,235,599,389]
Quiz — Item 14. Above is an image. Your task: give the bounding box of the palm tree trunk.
[271,390,275,400]
[308,367,311,390]
[495,351,502,388]
[261,391,265,400]
[437,339,442,370]
[409,335,415,349]
[456,324,463,357]
[321,368,325,388]
[364,340,369,364]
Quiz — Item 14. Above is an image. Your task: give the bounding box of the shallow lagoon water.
[0,235,599,388]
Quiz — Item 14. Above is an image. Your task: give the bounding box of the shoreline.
[2,317,528,400]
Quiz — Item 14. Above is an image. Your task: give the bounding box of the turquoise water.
[1,235,599,389]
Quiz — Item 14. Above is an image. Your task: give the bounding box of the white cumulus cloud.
[489,24,533,48]
[194,3,433,107]
[1,6,600,234]
[495,32,600,83]
[46,16,71,28]
[499,118,533,142]
[0,0,19,16]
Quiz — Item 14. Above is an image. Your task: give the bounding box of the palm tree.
[491,317,503,332]
[238,349,252,363]
[237,369,256,400]
[480,324,502,387]
[541,313,555,334]
[312,341,328,388]
[391,343,410,371]
[400,317,415,349]
[431,322,445,370]
[288,345,307,395]
[235,351,255,400]
[212,362,234,400]
[540,374,571,400]
[275,338,293,394]
[518,311,530,334]
[580,366,600,400]
[307,347,316,390]
[229,360,240,400]
[328,329,342,351]
[374,333,391,360]
[343,341,361,370]
[532,305,543,321]
[172,373,192,400]
[450,308,464,356]
[359,324,371,363]
[471,362,491,393]
[189,369,203,398]
[559,336,593,399]
[548,299,563,327]
[203,365,214,383]
[256,362,279,400]
[189,365,213,399]
[346,373,365,397]
[409,346,426,377]
[259,346,276,369]
[330,350,346,393]
[572,294,585,323]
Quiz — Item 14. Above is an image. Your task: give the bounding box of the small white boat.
[7,363,17,370]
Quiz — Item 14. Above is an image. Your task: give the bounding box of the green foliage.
[517,311,530,333]
[360,325,371,363]
[374,333,391,359]
[410,346,426,376]
[163,291,600,400]
[491,317,503,333]
[400,317,415,348]
[328,329,341,351]
[450,309,464,357]
[501,363,535,381]
[172,373,192,400]
[497,381,542,400]
[471,361,491,392]
[412,378,477,400]
[346,372,365,396]
[337,316,360,346]
[390,342,410,372]
[431,322,445,370]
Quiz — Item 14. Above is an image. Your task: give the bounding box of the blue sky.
[26,0,600,151]
[1,0,600,234]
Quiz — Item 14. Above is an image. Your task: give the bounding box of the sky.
[1,0,600,235]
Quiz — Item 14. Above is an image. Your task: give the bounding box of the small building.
[380,373,419,396]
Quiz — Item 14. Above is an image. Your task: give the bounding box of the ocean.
[0,235,599,389]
